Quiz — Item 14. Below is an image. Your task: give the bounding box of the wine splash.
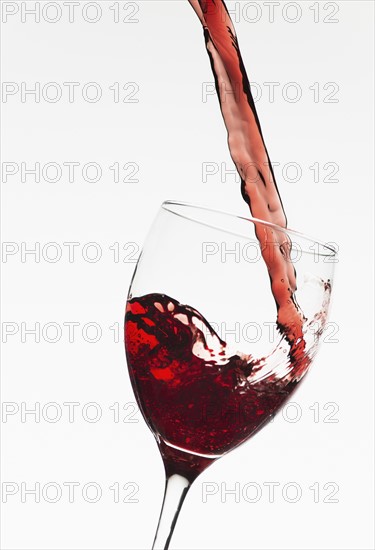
[125,289,330,479]
[189,0,304,351]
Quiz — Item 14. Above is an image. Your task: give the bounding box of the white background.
[1,1,374,549]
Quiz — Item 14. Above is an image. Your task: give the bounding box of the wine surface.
[125,291,329,479]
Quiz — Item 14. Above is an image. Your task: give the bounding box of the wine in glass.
[124,201,336,549]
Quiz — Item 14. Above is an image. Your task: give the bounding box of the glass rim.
[161,200,338,256]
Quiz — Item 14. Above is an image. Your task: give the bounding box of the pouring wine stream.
[188,0,306,352]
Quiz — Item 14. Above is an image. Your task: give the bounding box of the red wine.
[125,1,331,481]
[125,291,329,480]
[189,0,304,348]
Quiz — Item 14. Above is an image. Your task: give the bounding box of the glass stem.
[152,474,191,550]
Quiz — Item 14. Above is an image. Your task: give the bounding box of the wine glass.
[124,201,336,549]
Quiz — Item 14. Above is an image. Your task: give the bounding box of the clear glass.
[125,201,337,549]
